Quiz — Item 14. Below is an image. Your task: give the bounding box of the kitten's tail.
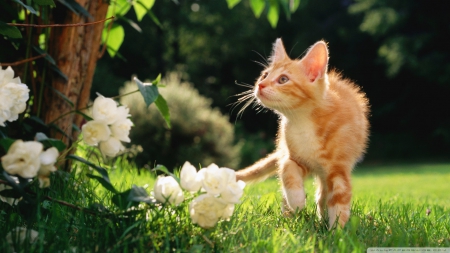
[235,151,278,183]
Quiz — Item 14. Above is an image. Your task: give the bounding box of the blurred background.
[92,0,450,170]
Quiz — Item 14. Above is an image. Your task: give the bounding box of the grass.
[1,162,449,252]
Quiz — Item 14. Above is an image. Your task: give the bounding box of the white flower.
[220,180,246,204]
[189,194,228,228]
[110,118,133,142]
[1,140,43,178]
[6,227,39,252]
[99,137,124,158]
[116,105,130,121]
[153,176,184,205]
[180,161,202,192]
[199,163,229,195]
[81,120,111,146]
[38,147,59,188]
[92,96,118,124]
[0,184,19,206]
[0,66,29,126]
[221,204,235,220]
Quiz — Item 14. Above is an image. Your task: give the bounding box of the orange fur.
[235,39,370,229]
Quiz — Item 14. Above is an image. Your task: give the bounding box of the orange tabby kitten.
[235,39,369,228]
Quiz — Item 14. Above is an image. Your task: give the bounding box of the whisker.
[252,60,268,68]
[252,50,269,67]
[235,80,254,89]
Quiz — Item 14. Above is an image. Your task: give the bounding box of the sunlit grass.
[1,162,449,252]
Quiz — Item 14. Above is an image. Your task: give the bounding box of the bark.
[43,0,108,166]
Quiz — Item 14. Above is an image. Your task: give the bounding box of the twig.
[6,16,115,28]
[0,54,46,67]
[43,195,100,216]
[98,17,114,59]
[202,234,214,248]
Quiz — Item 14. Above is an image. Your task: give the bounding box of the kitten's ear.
[300,41,329,83]
[269,38,288,64]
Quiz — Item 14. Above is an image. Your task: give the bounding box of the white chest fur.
[280,115,322,172]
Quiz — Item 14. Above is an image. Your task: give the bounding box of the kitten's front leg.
[325,168,352,228]
[279,158,307,213]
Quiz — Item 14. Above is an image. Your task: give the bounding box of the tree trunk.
[43,0,108,168]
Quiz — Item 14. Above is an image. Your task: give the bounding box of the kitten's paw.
[281,198,294,217]
[284,188,306,212]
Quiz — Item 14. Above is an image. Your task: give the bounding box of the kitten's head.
[251,39,330,114]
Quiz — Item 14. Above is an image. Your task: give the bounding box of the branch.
[7,16,115,28]
[0,54,46,67]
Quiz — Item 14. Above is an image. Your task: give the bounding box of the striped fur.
[235,39,370,229]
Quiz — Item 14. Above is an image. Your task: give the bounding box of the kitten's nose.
[258,83,267,90]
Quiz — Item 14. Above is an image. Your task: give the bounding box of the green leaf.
[49,64,69,81]
[154,95,171,129]
[290,0,301,12]
[33,46,69,81]
[86,174,118,194]
[152,73,161,86]
[29,116,47,127]
[152,165,179,183]
[147,10,162,28]
[57,0,92,18]
[134,77,159,107]
[112,185,155,210]
[102,24,125,58]
[127,185,156,204]
[112,189,136,210]
[267,0,279,28]
[107,0,131,17]
[1,171,30,202]
[34,0,56,7]
[46,84,74,107]
[67,155,118,193]
[33,46,56,65]
[280,0,291,20]
[0,189,22,199]
[75,111,93,121]
[250,0,265,18]
[119,16,142,33]
[0,138,16,152]
[226,0,241,9]
[152,164,171,175]
[134,0,155,21]
[35,132,67,152]
[12,0,37,15]
[0,21,22,39]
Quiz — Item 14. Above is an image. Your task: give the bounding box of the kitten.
[235,39,370,228]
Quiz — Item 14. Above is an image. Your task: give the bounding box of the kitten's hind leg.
[314,176,327,220]
[325,168,352,229]
[279,159,307,213]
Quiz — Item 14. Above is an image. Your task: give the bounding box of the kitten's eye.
[261,72,268,80]
[278,75,289,84]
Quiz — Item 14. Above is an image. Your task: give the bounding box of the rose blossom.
[1,140,43,178]
[81,120,111,146]
[110,118,133,143]
[99,137,124,158]
[0,66,29,126]
[153,176,184,205]
[180,161,203,192]
[38,147,59,188]
[199,163,228,195]
[92,96,119,124]
[189,194,228,228]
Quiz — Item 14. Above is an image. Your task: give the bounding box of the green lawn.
[1,163,449,252]
[232,163,450,252]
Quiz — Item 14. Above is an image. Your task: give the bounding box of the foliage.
[120,73,242,170]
